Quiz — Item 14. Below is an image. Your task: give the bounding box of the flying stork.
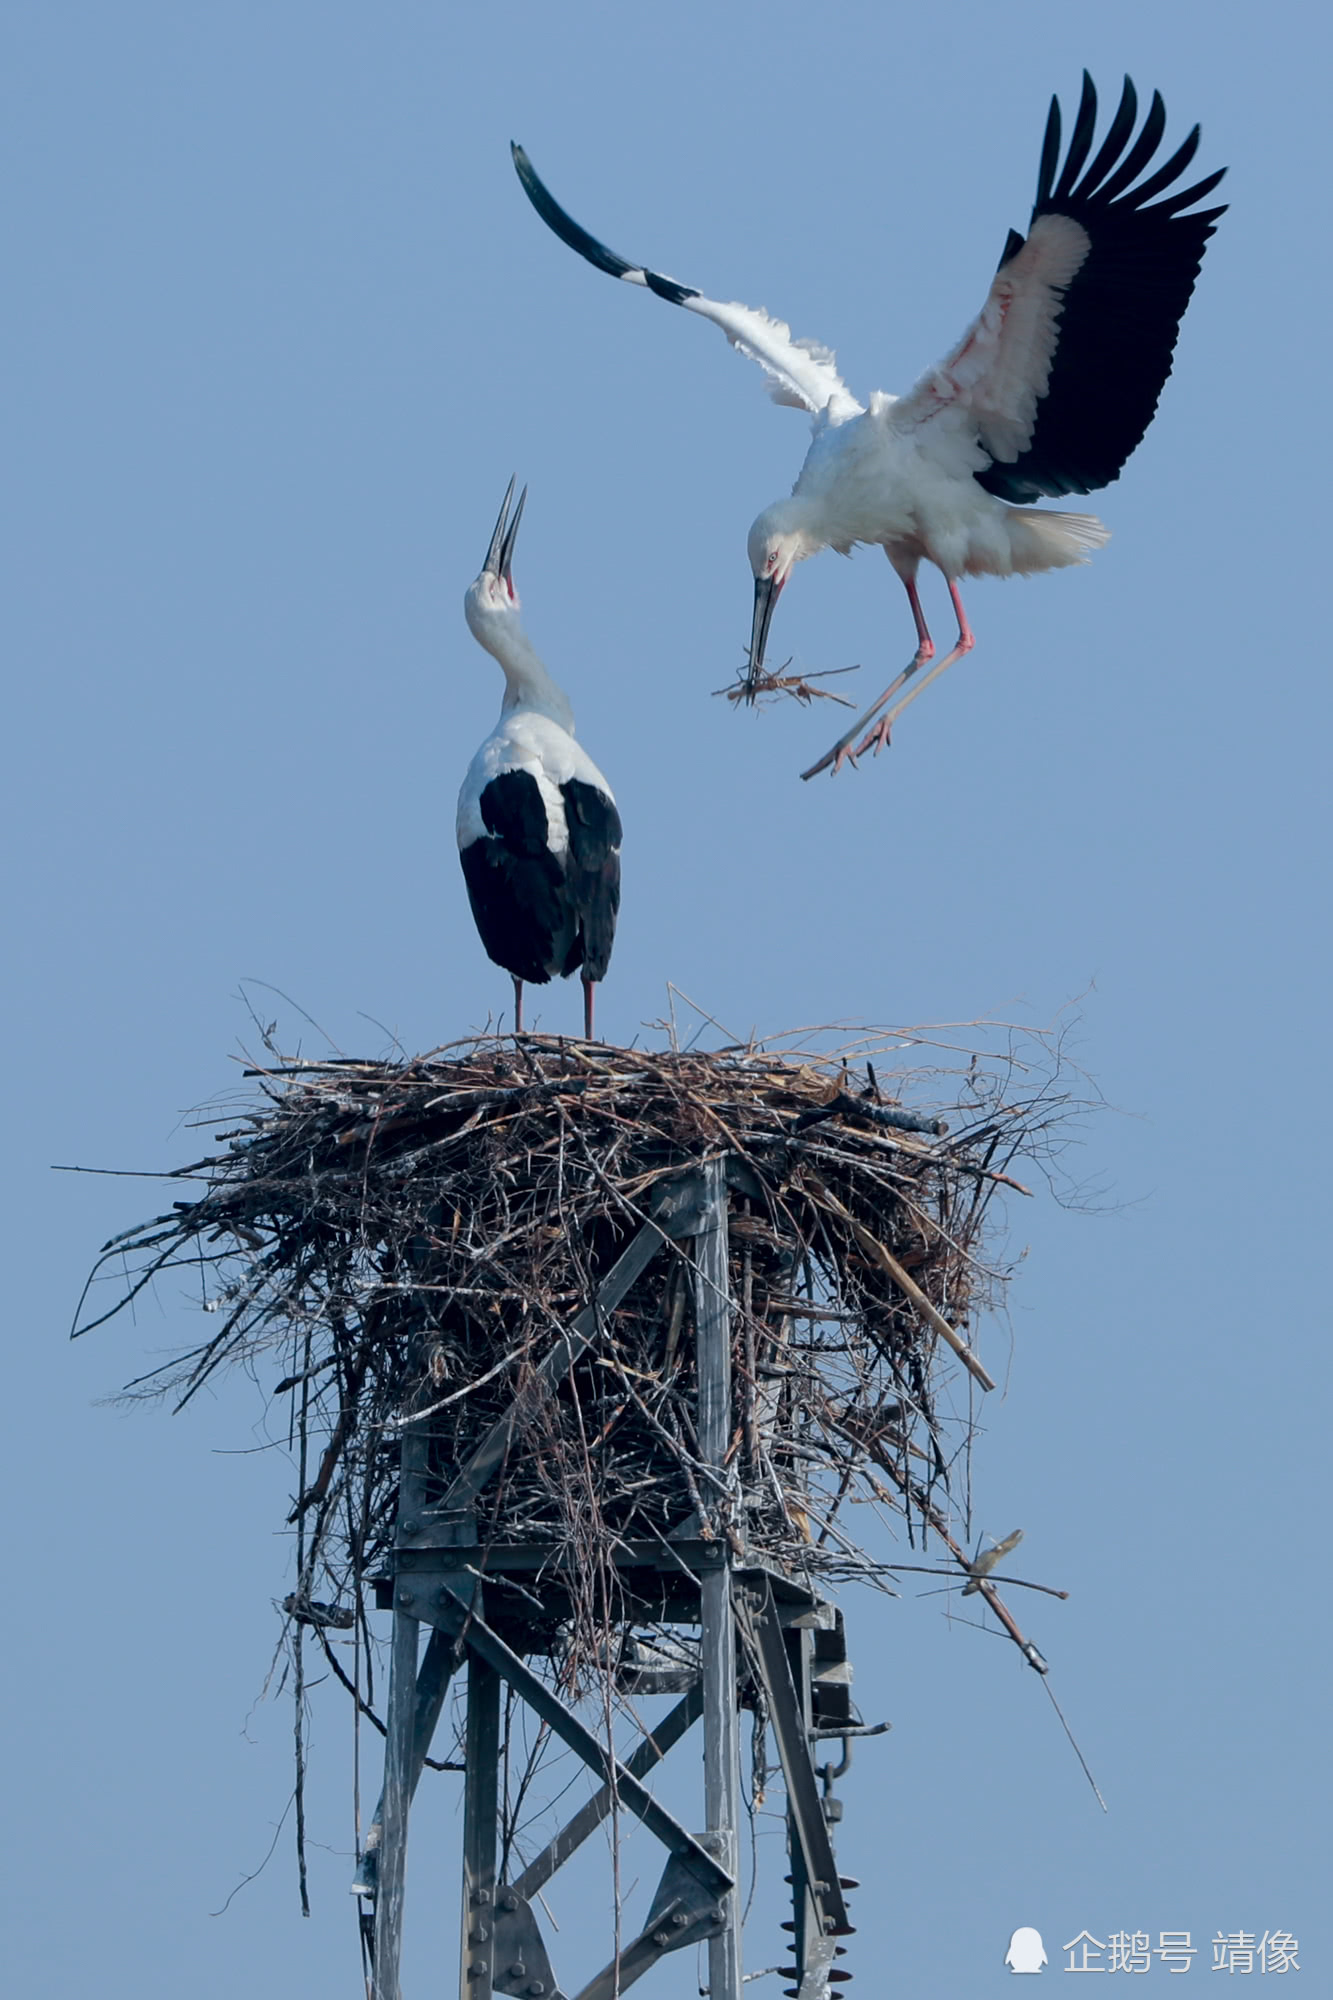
[512,75,1227,774]
[457,480,621,1038]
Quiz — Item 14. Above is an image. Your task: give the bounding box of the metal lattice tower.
[353,1156,872,2000]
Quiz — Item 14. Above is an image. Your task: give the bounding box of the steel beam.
[353,1627,461,1899]
[745,1581,851,1938]
[460,1650,501,2000]
[372,1591,421,2000]
[694,1157,744,2000]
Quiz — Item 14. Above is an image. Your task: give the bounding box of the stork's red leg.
[851,578,975,756]
[582,978,595,1042]
[904,574,932,653]
[800,573,936,780]
[512,975,524,1034]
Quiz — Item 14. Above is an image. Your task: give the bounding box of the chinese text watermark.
[1055,1931,1300,1974]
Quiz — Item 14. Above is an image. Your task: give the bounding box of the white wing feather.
[892,215,1092,463]
[676,293,863,421]
[511,148,861,423]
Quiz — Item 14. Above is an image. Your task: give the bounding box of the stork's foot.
[801,631,974,779]
[800,649,926,780]
[825,710,892,770]
[854,715,893,759]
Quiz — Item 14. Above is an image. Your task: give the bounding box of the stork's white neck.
[465,592,576,735]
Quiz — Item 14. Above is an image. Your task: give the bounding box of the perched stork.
[457,481,621,1038]
[512,75,1226,774]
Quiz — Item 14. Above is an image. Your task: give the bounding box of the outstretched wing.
[512,144,863,423]
[896,75,1227,499]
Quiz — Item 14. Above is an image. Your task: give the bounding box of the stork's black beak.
[499,484,527,585]
[483,477,528,583]
[748,573,782,687]
[483,477,516,575]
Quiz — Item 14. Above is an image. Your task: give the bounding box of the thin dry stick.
[811,1181,996,1392]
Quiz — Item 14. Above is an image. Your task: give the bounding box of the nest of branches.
[78,1028,1081,1681]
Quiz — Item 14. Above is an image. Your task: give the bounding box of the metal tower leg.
[785,1622,823,1994]
[355,1628,462,1901]
[701,1562,741,2000]
[373,1589,421,2000]
[460,1652,501,2000]
[695,1158,742,2000]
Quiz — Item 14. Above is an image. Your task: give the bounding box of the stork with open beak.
[456,481,621,1039]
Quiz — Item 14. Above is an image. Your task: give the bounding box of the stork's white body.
[773,396,1106,584]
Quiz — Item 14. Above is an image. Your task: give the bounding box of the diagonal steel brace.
[512,1680,703,1901]
[743,1579,851,1936]
[418,1582,731,1901]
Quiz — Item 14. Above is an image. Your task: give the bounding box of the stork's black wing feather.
[461,772,571,985]
[559,780,622,982]
[511,143,699,308]
[978,74,1227,503]
[460,839,569,986]
[479,769,549,854]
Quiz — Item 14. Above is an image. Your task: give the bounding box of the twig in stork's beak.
[746,573,783,696]
[482,476,528,584]
[713,661,859,708]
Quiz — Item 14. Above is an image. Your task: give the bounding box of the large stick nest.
[78,1027,1080,1683]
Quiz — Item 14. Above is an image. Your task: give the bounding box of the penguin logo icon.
[1005,1927,1047,1973]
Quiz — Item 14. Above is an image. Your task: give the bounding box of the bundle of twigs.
[75,1027,1079,1692]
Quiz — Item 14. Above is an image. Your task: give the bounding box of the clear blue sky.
[4,3,1327,1993]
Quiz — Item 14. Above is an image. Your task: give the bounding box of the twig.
[713,660,860,707]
